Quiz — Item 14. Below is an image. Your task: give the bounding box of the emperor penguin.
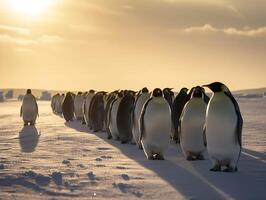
[203,82,243,172]
[89,92,105,132]
[74,92,85,121]
[62,92,74,122]
[83,90,95,127]
[117,91,135,144]
[140,88,171,160]
[104,91,117,139]
[172,88,190,143]
[109,91,123,140]
[180,86,207,160]
[132,87,150,148]
[20,89,38,126]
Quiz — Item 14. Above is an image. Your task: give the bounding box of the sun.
[7,0,54,16]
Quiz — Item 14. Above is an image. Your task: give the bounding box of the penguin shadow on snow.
[64,120,91,134]
[187,147,266,200]
[65,122,230,200]
[19,125,40,153]
[65,121,266,199]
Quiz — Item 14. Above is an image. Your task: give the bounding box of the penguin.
[171,88,190,143]
[180,86,207,160]
[62,92,74,122]
[163,88,174,108]
[89,92,105,132]
[203,82,243,172]
[109,91,123,140]
[51,93,60,113]
[20,89,38,126]
[132,87,150,148]
[117,91,135,144]
[74,92,85,121]
[83,90,95,127]
[104,92,117,139]
[140,88,171,160]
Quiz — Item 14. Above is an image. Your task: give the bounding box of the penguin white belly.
[206,93,240,166]
[132,94,150,146]
[109,99,121,140]
[22,99,37,122]
[181,99,206,154]
[141,99,171,156]
[74,97,84,119]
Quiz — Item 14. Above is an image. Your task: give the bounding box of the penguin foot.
[210,165,221,172]
[186,156,194,161]
[30,122,35,126]
[147,156,154,160]
[223,166,235,172]
[107,135,112,140]
[81,121,86,125]
[197,155,205,160]
[121,140,128,144]
[154,154,164,160]
[24,123,28,126]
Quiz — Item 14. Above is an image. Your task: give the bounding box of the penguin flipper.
[139,97,153,142]
[224,91,243,147]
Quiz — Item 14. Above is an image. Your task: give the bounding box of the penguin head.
[180,88,189,94]
[192,86,204,98]
[89,90,95,94]
[77,91,82,95]
[142,87,149,93]
[203,82,228,93]
[26,89,32,94]
[118,91,124,98]
[152,88,163,97]
[163,88,174,96]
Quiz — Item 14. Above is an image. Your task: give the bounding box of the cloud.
[0,24,31,35]
[179,24,266,37]
[0,34,38,46]
[183,24,218,33]
[39,35,64,44]
[120,5,134,10]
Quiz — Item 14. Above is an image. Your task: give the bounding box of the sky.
[0,0,266,91]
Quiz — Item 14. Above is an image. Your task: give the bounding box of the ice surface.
[0,100,265,199]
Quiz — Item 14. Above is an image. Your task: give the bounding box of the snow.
[0,99,266,200]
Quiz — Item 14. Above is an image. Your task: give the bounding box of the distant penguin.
[51,93,60,113]
[180,86,207,160]
[104,92,117,139]
[83,90,95,127]
[20,89,38,126]
[109,91,123,140]
[132,87,150,148]
[140,88,171,160]
[74,92,85,121]
[117,91,135,144]
[89,92,105,132]
[62,92,74,122]
[172,88,190,143]
[203,82,243,172]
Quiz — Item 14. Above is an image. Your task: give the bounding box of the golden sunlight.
[7,0,54,16]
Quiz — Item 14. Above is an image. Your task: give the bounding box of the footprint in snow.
[121,174,130,181]
[101,155,112,159]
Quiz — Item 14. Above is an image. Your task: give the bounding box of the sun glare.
[7,0,53,16]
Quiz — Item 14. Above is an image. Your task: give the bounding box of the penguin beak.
[202,84,210,88]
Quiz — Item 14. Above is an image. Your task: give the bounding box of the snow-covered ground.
[0,99,265,200]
